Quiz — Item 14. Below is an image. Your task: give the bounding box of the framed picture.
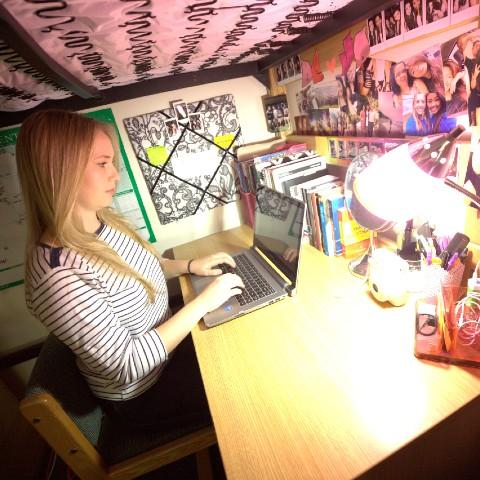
[277,54,302,85]
[171,100,189,124]
[328,138,338,158]
[164,118,180,138]
[262,95,290,133]
[188,112,204,132]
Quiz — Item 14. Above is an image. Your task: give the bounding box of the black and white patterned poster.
[124,94,242,224]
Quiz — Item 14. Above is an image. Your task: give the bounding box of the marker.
[446,252,459,271]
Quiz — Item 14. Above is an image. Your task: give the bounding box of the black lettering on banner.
[0,40,68,92]
[169,0,217,74]
[200,0,273,69]
[0,84,38,103]
[24,0,116,86]
[25,0,75,33]
[228,0,319,64]
[120,0,157,81]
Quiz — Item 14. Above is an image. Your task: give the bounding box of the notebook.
[190,186,305,328]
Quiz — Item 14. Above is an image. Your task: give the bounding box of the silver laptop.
[190,186,305,328]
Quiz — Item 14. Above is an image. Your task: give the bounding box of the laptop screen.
[253,186,305,285]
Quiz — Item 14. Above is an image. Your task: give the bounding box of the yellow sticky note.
[146,146,169,166]
[214,133,235,150]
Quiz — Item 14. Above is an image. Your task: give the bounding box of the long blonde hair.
[16,109,161,301]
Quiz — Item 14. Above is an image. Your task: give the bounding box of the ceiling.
[0,0,391,127]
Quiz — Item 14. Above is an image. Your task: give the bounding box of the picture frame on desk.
[337,140,347,159]
[263,94,290,133]
[347,140,358,159]
[369,142,385,155]
[358,141,369,155]
[328,139,338,158]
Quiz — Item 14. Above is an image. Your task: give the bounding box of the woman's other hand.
[197,273,244,312]
[189,252,236,276]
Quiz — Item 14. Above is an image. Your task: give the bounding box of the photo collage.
[367,0,479,48]
[164,100,205,139]
[296,26,480,139]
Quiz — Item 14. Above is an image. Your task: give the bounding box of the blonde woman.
[16,109,244,429]
[405,92,429,135]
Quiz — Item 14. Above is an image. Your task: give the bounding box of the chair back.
[24,334,103,444]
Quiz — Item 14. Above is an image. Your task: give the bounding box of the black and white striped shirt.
[26,224,171,401]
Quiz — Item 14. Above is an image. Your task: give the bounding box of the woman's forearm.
[159,257,190,279]
[155,296,207,353]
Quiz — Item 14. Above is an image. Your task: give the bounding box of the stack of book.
[252,149,327,195]
[299,176,370,257]
[234,140,310,194]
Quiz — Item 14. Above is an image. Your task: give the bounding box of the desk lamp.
[344,125,480,277]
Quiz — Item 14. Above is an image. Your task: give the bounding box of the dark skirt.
[101,334,212,432]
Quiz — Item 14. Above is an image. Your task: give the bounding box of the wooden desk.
[174,225,480,480]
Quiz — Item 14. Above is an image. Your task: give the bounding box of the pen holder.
[407,262,465,299]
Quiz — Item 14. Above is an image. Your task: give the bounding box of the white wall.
[0,75,270,384]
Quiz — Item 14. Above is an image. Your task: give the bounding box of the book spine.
[317,197,328,255]
[310,192,322,250]
[234,159,249,193]
[328,196,346,256]
[318,197,334,256]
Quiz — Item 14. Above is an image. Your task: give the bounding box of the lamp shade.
[349,126,465,230]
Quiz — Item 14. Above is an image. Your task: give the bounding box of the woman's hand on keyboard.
[198,273,244,312]
[189,252,236,276]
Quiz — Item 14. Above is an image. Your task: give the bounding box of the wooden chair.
[19,335,217,480]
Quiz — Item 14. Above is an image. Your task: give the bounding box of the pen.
[446,252,459,271]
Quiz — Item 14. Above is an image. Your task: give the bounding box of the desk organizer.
[414,263,480,368]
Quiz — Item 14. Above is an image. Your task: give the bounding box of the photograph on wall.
[451,0,479,23]
[400,45,445,98]
[294,115,311,135]
[377,91,404,137]
[188,113,204,132]
[336,75,358,136]
[353,58,380,137]
[172,100,189,124]
[403,0,423,31]
[296,88,308,115]
[329,108,341,136]
[426,0,449,23]
[367,13,384,46]
[308,81,339,109]
[440,36,468,116]
[309,109,331,135]
[384,3,402,40]
[403,93,430,135]
[277,54,301,84]
[263,95,291,133]
[445,29,480,125]
[164,118,180,138]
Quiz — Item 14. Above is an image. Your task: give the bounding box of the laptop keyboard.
[218,253,275,306]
